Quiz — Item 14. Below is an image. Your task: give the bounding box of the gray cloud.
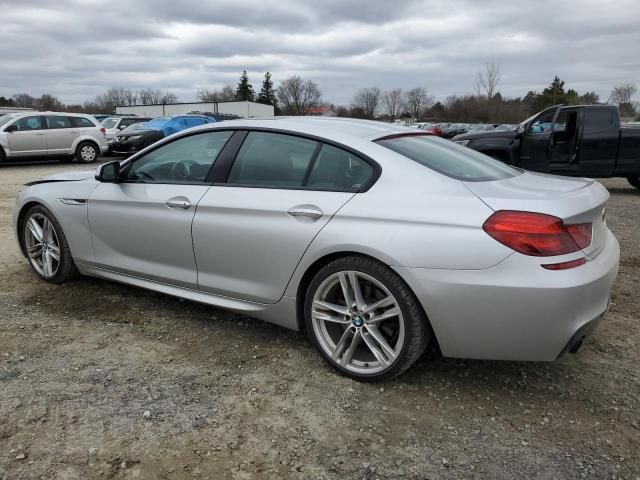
[0,0,638,106]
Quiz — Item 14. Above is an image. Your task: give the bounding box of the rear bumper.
[394,230,620,361]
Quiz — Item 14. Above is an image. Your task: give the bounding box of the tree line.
[1,64,637,122]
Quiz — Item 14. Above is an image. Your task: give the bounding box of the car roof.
[199,116,419,141]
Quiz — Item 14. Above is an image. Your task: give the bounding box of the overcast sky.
[1,0,639,106]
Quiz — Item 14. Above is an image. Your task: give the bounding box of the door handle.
[70,130,79,133]
[34,132,46,136]
[288,206,323,220]
[165,199,191,209]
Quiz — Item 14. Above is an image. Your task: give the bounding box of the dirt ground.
[0,160,638,480]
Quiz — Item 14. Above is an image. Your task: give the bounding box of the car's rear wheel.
[628,175,640,190]
[304,255,430,381]
[0,147,6,163]
[22,205,78,284]
[75,142,99,163]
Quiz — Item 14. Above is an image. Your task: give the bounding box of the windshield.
[102,118,120,129]
[119,122,148,135]
[375,134,520,182]
[143,117,172,130]
[0,114,19,128]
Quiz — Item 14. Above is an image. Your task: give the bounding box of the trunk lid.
[465,171,610,259]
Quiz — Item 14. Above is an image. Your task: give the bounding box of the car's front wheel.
[75,142,99,163]
[22,205,78,283]
[628,175,640,190]
[305,255,430,381]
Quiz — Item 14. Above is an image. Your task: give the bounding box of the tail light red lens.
[482,211,592,257]
[100,127,106,134]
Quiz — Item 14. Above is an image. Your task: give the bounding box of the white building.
[115,101,274,118]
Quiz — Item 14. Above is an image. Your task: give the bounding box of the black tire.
[304,255,430,382]
[628,175,640,190]
[0,146,6,163]
[21,205,78,284]
[75,141,99,163]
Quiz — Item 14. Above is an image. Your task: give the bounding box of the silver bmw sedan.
[12,117,620,381]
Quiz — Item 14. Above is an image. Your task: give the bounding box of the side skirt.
[76,263,299,330]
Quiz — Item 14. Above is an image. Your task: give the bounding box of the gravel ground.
[0,160,638,480]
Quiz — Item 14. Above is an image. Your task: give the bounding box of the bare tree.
[609,83,637,104]
[161,92,178,104]
[12,93,36,108]
[276,76,322,115]
[404,87,433,121]
[474,62,501,98]
[139,88,163,105]
[35,94,64,111]
[383,88,404,121]
[351,87,381,119]
[197,86,235,102]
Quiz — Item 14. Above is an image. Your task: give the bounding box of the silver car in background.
[0,112,108,163]
[12,118,619,381]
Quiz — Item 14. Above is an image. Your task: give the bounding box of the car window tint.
[376,135,519,182]
[124,131,232,184]
[227,132,318,187]
[70,117,96,128]
[13,116,43,131]
[584,109,614,132]
[102,118,119,129]
[45,116,72,129]
[307,144,373,191]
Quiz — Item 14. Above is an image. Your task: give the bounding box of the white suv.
[0,112,108,163]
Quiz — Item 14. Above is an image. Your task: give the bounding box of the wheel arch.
[74,138,101,155]
[16,201,46,257]
[294,250,436,344]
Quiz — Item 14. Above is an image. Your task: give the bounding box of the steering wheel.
[171,159,201,182]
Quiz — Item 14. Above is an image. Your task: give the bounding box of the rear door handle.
[165,198,191,209]
[288,206,323,220]
[34,132,46,136]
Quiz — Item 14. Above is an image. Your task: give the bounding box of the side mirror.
[117,125,125,130]
[95,161,120,182]
[515,124,525,138]
[5,124,17,133]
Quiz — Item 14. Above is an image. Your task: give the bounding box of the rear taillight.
[100,127,106,135]
[482,211,592,257]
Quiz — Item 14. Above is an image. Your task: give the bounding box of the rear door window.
[46,116,72,129]
[584,109,614,132]
[227,132,318,187]
[375,134,519,182]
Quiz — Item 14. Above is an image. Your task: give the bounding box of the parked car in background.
[187,111,242,121]
[101,116,152,151]
[0,112,107,163]
[494,124,517,131]
[441,123,469,139]
[13,118,619,381]
[91,114,111,122]
[453,105,640,189]
[421,123,443,136]
[110,115,213,155]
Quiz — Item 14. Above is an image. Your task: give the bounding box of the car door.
[518,106,561,172]
[6,115,47,157]
[87,130,234,288]
[44,115,76,155]
[192,130,376,304]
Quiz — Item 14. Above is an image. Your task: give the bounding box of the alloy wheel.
[80,145,96,162]
[24,213,61,278]
[311,270,405,375]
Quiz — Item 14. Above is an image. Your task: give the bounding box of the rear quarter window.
[375,134,519,182]
[584,109,614,132]
[70,117,97,128]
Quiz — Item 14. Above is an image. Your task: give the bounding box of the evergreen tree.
[235,70,255,101]
[257,72,278,110]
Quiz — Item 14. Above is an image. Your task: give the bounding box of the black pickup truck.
[452,105,640,189]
